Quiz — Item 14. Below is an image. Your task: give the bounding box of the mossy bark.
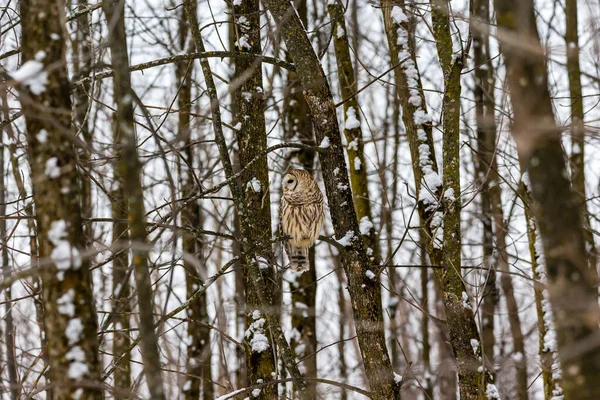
[262,0,400,398]
[495,1,600,398]
[520,182,561,400]
[102,1,166,398]
[19,1,102,398]
[231,0,278,396]
[565,0,598,274]
[327,1,379,262]
[431,1,491,397]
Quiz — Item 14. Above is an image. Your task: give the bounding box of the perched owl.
[279,169,325,272]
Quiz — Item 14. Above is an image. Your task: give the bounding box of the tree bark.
[327,1,379,262]
[102,1,166,398]
[231,0,279,396]
[0,98,18,400]
[176,3,214,398]
[520,182,562,400]
[18,0,102,397]
[473,0,498,375]
[565,0,598,273]
[495,1,600,398]
[261,1,400,398]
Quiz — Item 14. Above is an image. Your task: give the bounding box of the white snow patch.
[462,291,472,310]
[249,333,270,353]
[66,346,89,379]
[336,24,346,39]
[319,136,330,148]
[486,384,500,399]
[347,139,358,151]
[37,129,48,143]
[247,177,262,193]
[444,188,456,202]
[252,388,261,397]
[359,216,373,235]
[354,156,362,171]
[345,106,360,130]
[48,220,81,272]
[391,6,408,24]
[365,270,376,280]
[57,289,76,317]
[10,60,48,95]
[66,318,83,345]
[336,230,354,247]
[470,338,479,354]
[236,35,251,50]
[44,157,61,178]
[393,372,403,383]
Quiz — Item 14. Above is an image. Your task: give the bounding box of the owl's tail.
[289,247,310,272]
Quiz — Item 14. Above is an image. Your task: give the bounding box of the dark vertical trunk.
[565,0,598,273]
[495,1,600,398]
[102,1,166,398]
[0,102,18,400]
[231,0,278,396]
[18,1,102,398]
[473,0,498,375]
[176,3,213,398]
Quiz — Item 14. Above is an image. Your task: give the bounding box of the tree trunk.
[382,1,491,396]
[231,0,279,396]
[473,0,498,375]
[261,1,400,398]
[495,1,600,398]
[176,3,214,398]
[18,1,102,397]
[473,1,527,397]
[327,1,379,262]
[565,0,598,273]
[102,1,166,398]
[520,182,562,400]
[0,101,18,400]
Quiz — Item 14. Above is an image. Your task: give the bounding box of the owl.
[279,169,325,272]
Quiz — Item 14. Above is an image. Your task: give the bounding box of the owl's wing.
[278,198,290,258]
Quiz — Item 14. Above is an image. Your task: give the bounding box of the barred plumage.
[279,169,325,272]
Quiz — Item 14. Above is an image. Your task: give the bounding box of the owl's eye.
[287,179,294,184]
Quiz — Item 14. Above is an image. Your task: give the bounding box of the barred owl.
[279,169,325,272]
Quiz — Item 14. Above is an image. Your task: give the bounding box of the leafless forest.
[1,0,599,398]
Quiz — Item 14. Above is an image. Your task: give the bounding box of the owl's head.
[283,171,300,192]
[282,169,315,194]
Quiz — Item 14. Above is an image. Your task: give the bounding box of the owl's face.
[283,173,299,192]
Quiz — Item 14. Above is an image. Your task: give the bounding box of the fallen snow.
[336,230,354,247]
[486,384,500,399]
[44,157,61,178]
[319,136,330,149]
[359,216,373,235]
[10,60,48,95]
[345,106,360,130]
[66,318,84,345]
[365,270,376,280]
[247,178,262,193]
